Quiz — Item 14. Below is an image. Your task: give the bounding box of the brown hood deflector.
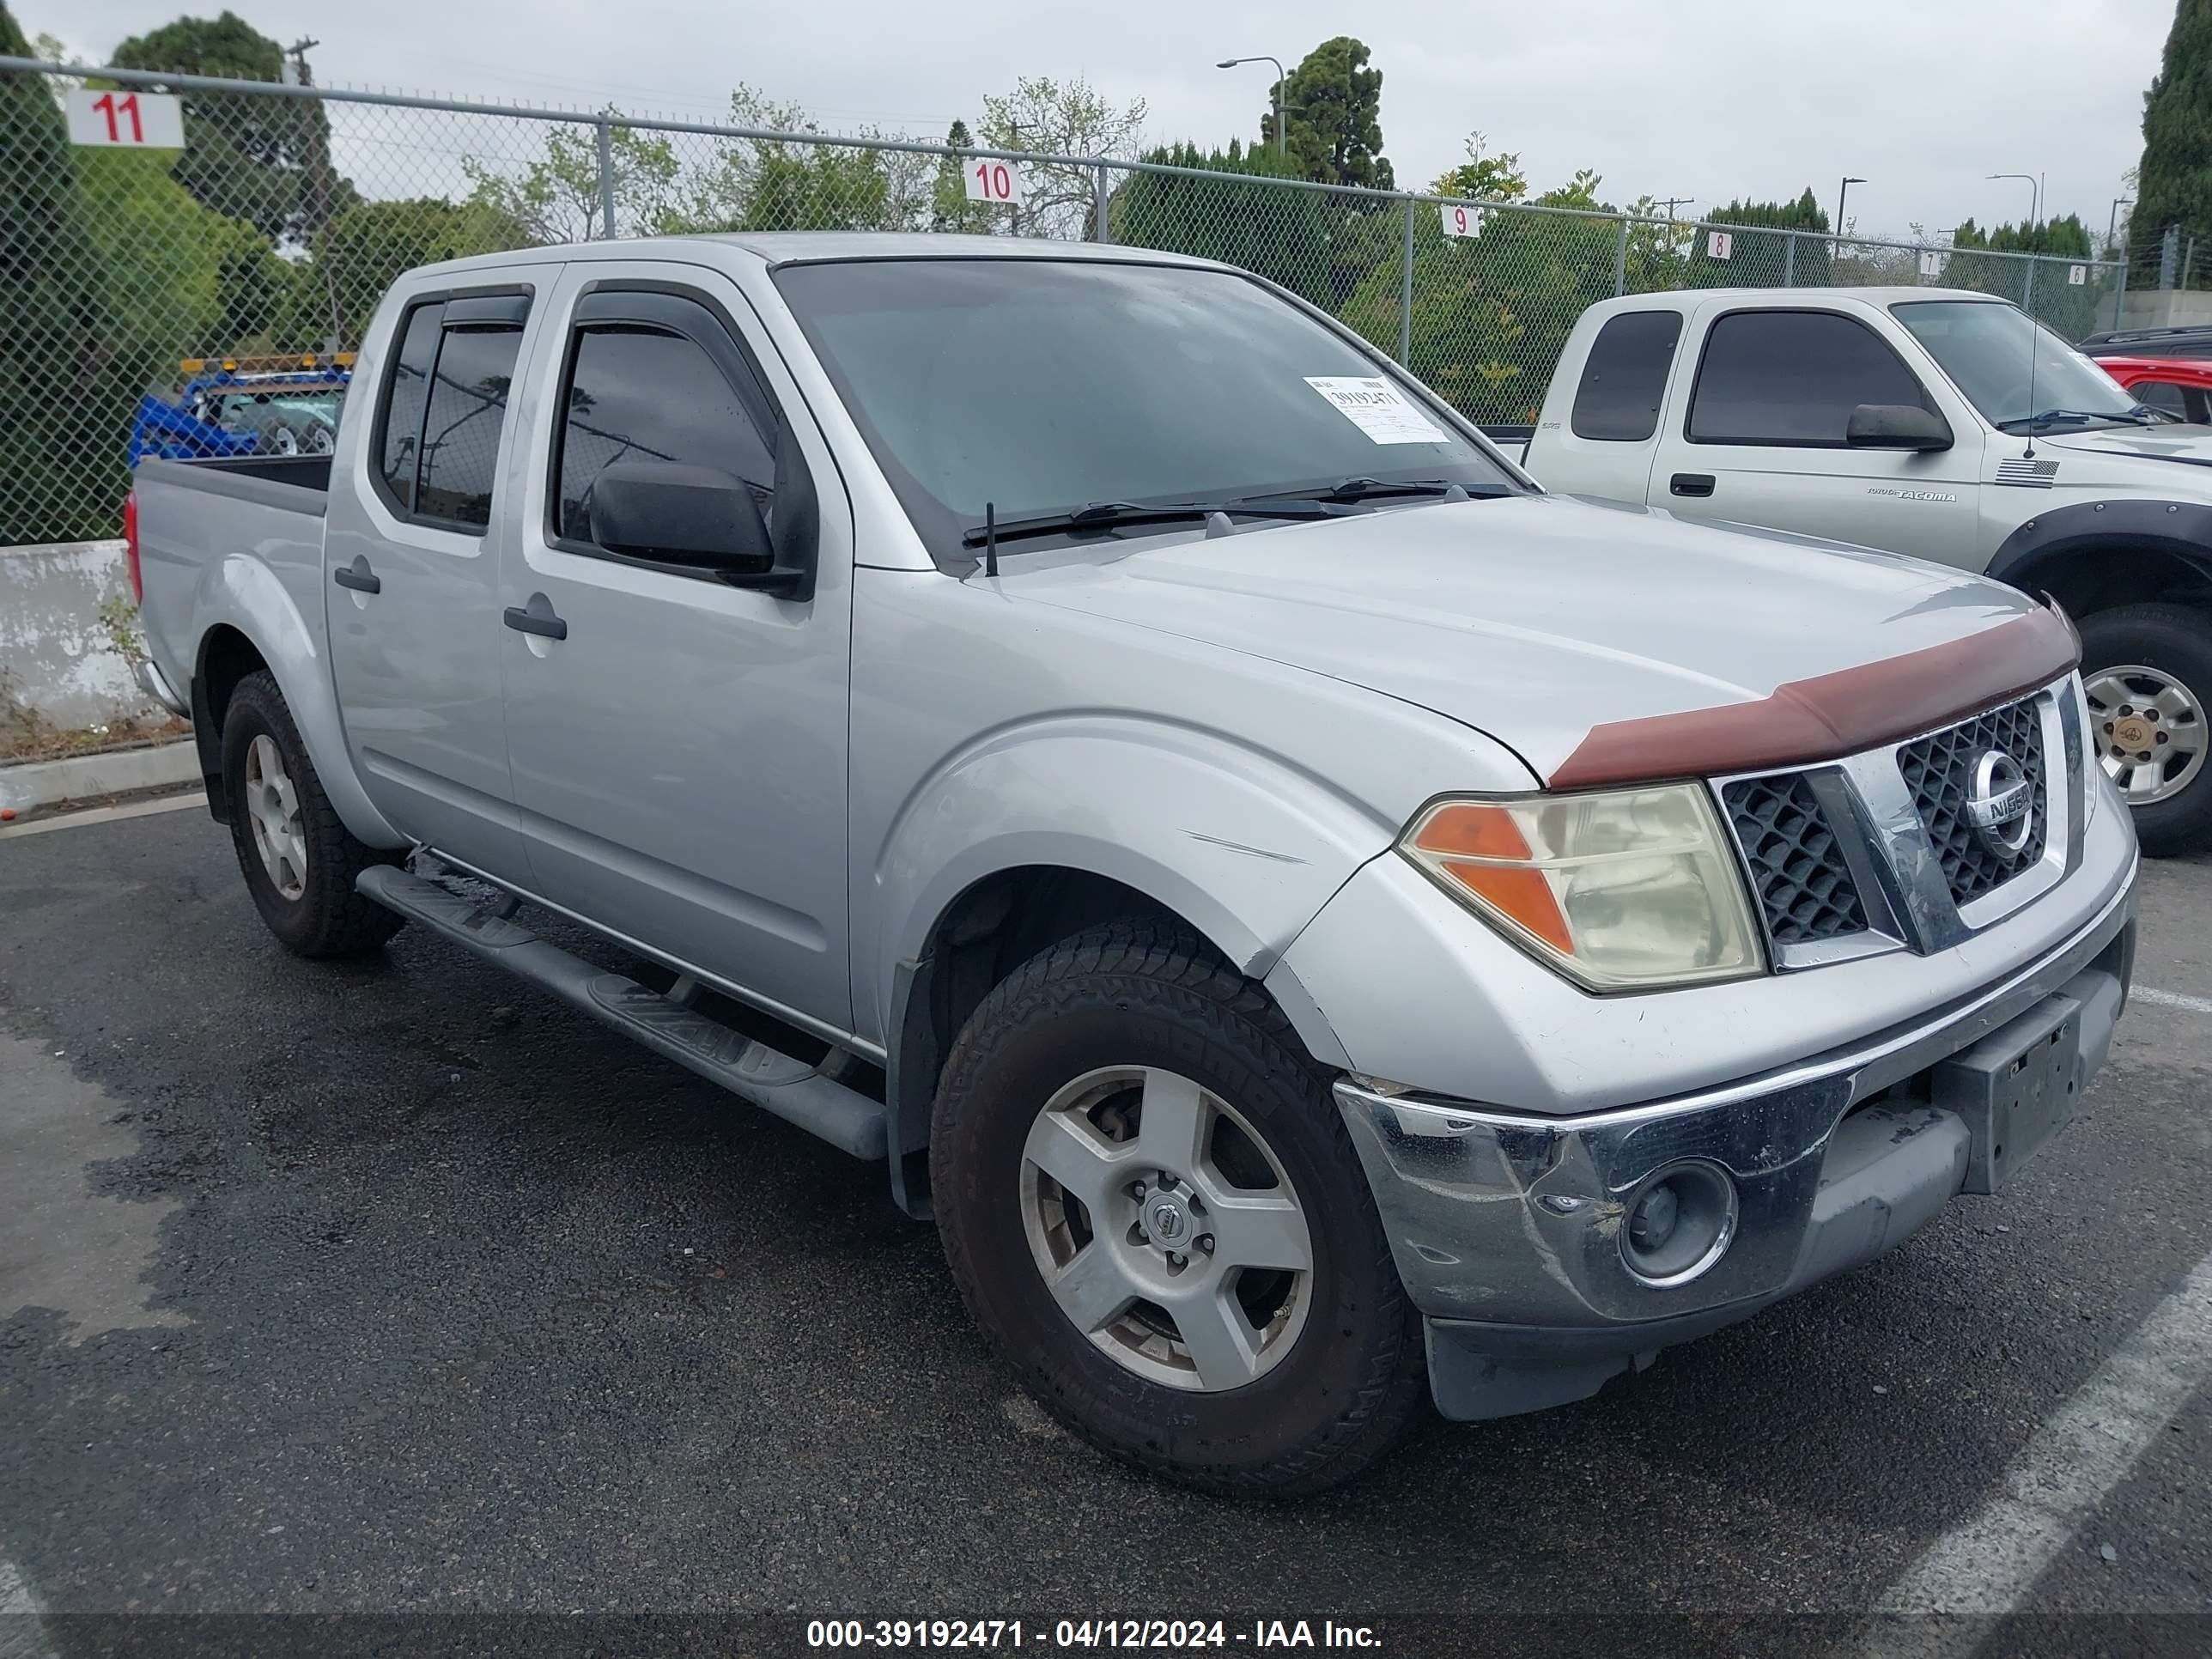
[1548,605,2080,790]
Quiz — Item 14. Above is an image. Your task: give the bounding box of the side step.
[356,865,888,1160]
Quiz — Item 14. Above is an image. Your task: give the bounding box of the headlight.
[1399,786,1764,993]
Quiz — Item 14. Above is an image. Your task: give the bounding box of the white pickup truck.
[1501,288,2212,854]
[127,238,2136,1495]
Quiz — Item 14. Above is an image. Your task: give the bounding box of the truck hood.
[2036,425,2212,470]
[1003,494,2043,781]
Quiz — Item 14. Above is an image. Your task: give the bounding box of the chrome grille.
[1897,697,2048,906]
[1721,772,1868,945]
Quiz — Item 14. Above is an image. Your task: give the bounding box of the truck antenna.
[983,501,1000,578]
[2021,299,2039,459]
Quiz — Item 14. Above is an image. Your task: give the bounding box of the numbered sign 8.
[1439,203,1484,240]
[66,88,187,149]
[2068,264,2088,287]
[963,159,1026,206]
[1705,230,1733,262]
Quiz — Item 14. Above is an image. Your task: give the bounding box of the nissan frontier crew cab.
[128,236,2139,1497]
[1506,287,2212,855]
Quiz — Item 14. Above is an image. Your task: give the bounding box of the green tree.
[2130,0,2212,283]
[109,11,354,242]
[295,197,526,344]
[932,119,996,234]
[1682,189,1832,288]
[1267,37,1393,191]
[1110,139,1334,303]
[1945,215,2105,336]
[463,113,685,243]
[1431,133,1528,203]
[0,2,130,542]
[977,75,1147,238]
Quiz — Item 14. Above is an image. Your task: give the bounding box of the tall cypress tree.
[0,2,126,542]
[2130,0,2212,279]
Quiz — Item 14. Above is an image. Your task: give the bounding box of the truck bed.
[135,453,332,513]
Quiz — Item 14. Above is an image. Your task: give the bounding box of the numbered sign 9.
[1705,230,1733,262]
[66,88,187,149]
[963,158,1026,206]
[1439,203,1484,240]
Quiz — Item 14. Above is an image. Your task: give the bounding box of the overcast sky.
[40,0,2173,244]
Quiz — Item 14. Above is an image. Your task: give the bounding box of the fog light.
[1620,1161,1737,1286]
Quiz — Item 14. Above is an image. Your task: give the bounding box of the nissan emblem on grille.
[1965,750,2035,854]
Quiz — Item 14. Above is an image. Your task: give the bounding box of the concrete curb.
[0,739,200,817]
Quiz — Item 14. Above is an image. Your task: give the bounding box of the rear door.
[1526,304,1686,503]
[325,282,542,875]
[496,262,857,1036]
[1650,304,1984,565]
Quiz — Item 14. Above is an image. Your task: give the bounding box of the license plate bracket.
[1933,991,2084,1195]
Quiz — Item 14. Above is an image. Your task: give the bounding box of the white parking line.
[2130,985,2212,1017]
[1852,1249,2212,1657]
[0,791,204,841]
[0,1557,57,1659]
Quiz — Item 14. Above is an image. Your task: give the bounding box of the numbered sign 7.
[66,88,187,149]
[963,158,1026,206]
[1439,203,1485,240]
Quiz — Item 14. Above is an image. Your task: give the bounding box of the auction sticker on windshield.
[1304,377,1449,444]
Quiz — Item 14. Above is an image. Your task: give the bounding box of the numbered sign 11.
[963,158,1026,206]
[2068,264,2088,287]
[1439,202,1484,240]
[65,88,186,149]
[1705,230,1733,261]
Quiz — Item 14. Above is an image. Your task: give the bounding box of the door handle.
[503,605,568,641]
[332,556,380,593]
[1669,473,1717,498]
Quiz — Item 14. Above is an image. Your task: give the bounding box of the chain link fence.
[3,54,2128,545]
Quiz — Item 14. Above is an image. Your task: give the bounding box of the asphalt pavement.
[1,798,2208,1657]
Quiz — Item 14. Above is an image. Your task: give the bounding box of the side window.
[1571,311,1682,441]
[553,302,778,550]
[376,303,442,512]
[1688,311,1934,447]
[2132,380,2188,419]
[415,325,526,529]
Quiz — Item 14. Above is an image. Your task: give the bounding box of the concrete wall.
[2096,289,2212,335]
[1,540,163,733]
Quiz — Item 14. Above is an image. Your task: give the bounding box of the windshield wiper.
[1998,408,2160,433]
[1238,477,1471,506]
[957,498,1339,550]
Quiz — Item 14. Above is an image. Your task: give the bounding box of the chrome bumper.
[1334,860,2136,1370]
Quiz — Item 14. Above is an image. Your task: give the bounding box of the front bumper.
[1332,863,2137,1422]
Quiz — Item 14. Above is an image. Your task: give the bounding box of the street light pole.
[1216,55,1288,155]
[1989,173,2039,232]
[1836,176,1865,252]
[2110,196,2135,256]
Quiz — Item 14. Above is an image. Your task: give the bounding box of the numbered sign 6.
[963,158,1026,206]
[66,88,187,149]
[2068,264,2089,287]
[1705,230,1733,262]
[1439,203,1484,240]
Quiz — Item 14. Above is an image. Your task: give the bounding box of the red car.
[2094,354,2212,424]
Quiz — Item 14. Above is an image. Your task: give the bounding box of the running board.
[356,865,887,1160]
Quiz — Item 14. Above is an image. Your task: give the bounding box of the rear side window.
[1571,311,1681,441]
[555,325,776,544]
[1688,310,1932,446]
[372,290,530,532]
[2132,380,2189,419]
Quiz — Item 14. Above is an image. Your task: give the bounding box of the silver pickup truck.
[129,234,2139,1496]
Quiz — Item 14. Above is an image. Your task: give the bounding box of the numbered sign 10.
[963,158,1026,206]
[66,88,187,149]
[1705,230,1733,262]
[1439,203,1484,240]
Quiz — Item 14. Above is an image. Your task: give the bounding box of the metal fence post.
[2161,225,2181,289]
[1397,195,1415,364]
[1783,232,1796,288]
[1613,218,1629,296]
[595,119,617,239]
[1093,165,1110,243]
[2022,256,2035,315]
[2190,236,2200,293]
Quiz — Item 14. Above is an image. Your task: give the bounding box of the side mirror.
[589,459,805,593]
[1846,403,1954,452]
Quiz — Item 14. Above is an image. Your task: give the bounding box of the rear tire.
[2077,604,2212,856]
[221,671,404,957]
[931,920,1428,1498]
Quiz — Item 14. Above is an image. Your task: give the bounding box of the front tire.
[2078,604,2212,856]
[221,671,404,957]
[931,921,1428,1498]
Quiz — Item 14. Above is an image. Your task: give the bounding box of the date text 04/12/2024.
[804,1620,1384,1650]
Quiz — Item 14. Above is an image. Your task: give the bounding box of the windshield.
[1892,300,2147,430]
[773,258,1516,565]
